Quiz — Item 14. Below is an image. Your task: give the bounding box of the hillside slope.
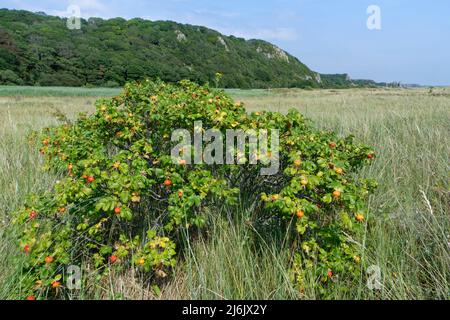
[0,9,326,88]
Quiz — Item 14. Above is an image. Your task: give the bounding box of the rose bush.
[12,80,376,299]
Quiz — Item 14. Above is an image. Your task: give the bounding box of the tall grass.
[177,203,299,300]
[0,87,448,299]
[243,87,450,299]
[0,86,120,97]
[0,97,93,299]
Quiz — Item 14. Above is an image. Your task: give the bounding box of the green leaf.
[322,194,332,204]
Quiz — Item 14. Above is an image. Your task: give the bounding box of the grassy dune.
[0,87,448,299]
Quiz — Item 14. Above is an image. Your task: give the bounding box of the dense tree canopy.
[0,9,318,88]
[0,9,382,88]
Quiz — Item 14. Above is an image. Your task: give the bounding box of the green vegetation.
[0,86,448,300]
[0,9,323,89]
[0,9,387,90]
[0,85,120,97]
[8,80,374,299]
[319,74,395,89]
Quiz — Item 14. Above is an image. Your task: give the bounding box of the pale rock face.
[256,45,289,63]
[217,36,229,51]
[315,73,322,83]
[175,30,187,42]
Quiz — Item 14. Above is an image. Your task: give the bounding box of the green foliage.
[38,72,83,87]
[0,9,323,89]
[318,74,387,89]
[12,80,376,299]
[0,69,23,85]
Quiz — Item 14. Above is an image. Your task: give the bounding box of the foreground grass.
[244,87,450,299]
[0,87,448,299]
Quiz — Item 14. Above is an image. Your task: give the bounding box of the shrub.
[12,80,376,299]
[0,69,23,85]
[104,80,120,88]
[38,72,83,87]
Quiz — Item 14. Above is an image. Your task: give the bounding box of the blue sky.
[2,0,449,85]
